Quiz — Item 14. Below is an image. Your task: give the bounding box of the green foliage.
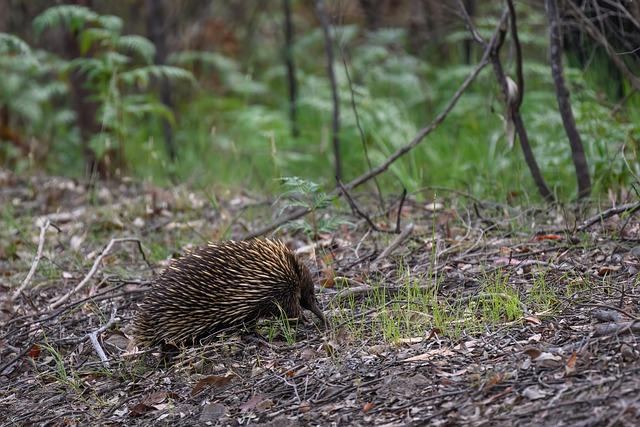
[20,5,195,173]
[1,4,638,202]
[276,177,342,238]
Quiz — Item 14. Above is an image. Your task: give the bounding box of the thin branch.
[565,0,640,93]
[395,188,407,233]
[372,223,415,266]
[282,0,299,137]
[342,55,385,211]
[11,219,50,302]
[577,201,640,232]
[316,0,342,181]
[337,178,381,232]
[242,17,504,240]
[457,0,483,44]
[50,237,152,310]
[546,0,591,199]
[86,306,118,368]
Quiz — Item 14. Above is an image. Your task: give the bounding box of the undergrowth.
[0,4,638,202]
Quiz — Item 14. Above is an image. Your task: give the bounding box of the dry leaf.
[27,344,41,360]
[523,348,542,359]
[565,351,577,375]
[362,402,375,413]
[299,401,311,413]
[191,374,233,396]
[534,234,563,241]
[240,394,266,413]
[524,316,541,325]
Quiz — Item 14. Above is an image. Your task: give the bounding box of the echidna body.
[135,239,325,346]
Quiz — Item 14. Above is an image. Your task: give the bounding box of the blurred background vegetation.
[0,0,638,203]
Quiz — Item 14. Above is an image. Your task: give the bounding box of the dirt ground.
[1,172,640,426]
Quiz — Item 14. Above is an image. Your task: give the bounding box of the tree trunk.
[282,0,299,137]
[316,0,342,181]
[545,0,591,199]
[146,0,177,162]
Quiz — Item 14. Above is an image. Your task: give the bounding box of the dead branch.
[86,306,118,368]
[395,188,407,233]
[593,320,640,337]
[50,237,151,310]
[11,219,50,303]
[372,223,414,266]
[337,179,382,232]
[577,201,640,231]
[242,16,504,240]
[546,0,591,199]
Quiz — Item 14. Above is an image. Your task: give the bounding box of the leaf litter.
[1,172,640,425]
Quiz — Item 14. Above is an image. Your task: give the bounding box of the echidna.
[135,239,326,346]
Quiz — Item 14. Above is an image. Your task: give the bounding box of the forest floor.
[1,171,640,426]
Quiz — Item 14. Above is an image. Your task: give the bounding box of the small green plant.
[527,270,558,313]
[276,176,342,239]
[265,304,298,345]
[476,269,524,324]
[38,340,82,392]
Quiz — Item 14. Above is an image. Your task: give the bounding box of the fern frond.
[79,28,113,54]
[119,65,196,87]
[96,15,123,33]
[0,33,32,55]
[116,35,156,64]
[33,5,98,34]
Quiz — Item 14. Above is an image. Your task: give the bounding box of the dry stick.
[336,179,381,232]
[50,237,151,310]
[576,201,640,232]
[372,223,415,266]
[457,1,554,202]
[11,219,50,302]
[546,0,591,199]
[316,0,342,181]
[342,55,385,211]
[86,306,118,368]
[395,188,407,233]
[242,19,502,240]
[282,0,299,137]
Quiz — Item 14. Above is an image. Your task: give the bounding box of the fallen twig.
[10,219,50,302]
[577,201,640,232]
[593,320,640,337]
[337,179,381,232]
[86,306,118,367]
[50,237,152,310]
[372,223,415,267]
[395,188,407,233]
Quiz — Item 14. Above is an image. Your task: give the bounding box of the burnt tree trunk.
[146,0,177,162]
[282,0,299,137]
[316,0,342,181]
[545,0,591,199]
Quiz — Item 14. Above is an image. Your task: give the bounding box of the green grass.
[330,266,535,344]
